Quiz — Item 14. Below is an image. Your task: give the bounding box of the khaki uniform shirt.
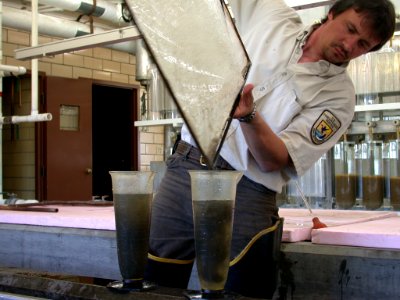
[183,0,355,192]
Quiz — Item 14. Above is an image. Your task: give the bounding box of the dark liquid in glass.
[362,175,384,210]
[114,193,152,280]
[335,174,357,209]
[193,200,234,291]
[390,177,400,210]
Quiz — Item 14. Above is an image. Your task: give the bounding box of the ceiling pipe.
[9,114,53,124]
[37,0,129,27]
[135,39,151,82]
[3,6,94,38]
[2,6,136,54]
[0,64,27,76]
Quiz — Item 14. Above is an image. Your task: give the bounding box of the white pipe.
[0,114,53,124]
[3,6,91,37]
[10,113,53,124]
[38,0,128,27]
[0,64,26,76]
[31,0,39,115]
[135,39,151,82]
[2,6,136,54]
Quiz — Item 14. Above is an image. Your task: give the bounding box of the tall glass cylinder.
[361,141,384,210]
[108,171,155,292]
[389,140,400,210]
[189,170,242,298]
[334,141,357,209]
[383,142,391,207]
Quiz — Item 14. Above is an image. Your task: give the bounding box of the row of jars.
[334,140,400,210]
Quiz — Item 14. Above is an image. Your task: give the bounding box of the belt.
[175,140,234,170]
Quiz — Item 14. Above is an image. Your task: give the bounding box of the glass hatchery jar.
[334,141,357,209]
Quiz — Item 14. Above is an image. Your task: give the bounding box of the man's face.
[319,8,381,64]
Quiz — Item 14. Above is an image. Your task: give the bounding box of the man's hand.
[233,83,255,119]
[232,83,291,172]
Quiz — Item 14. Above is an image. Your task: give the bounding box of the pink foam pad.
[0,206,116,230]
[311,216,400,249]
[1,206,398,249]
[279,208,397,242]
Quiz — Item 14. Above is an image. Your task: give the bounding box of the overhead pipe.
[37,0,129,27]
[0,64,26,76]
[3,6,93,38]
[2,6,136,55]
[7,114,53,124]
[135,39,151,82]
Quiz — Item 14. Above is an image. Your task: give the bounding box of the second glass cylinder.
[361,141,384,210]
[389,140,400,210]
[334,141,357,209]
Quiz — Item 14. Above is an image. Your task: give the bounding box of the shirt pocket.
[257,87,301,133]
[223,82,301,139]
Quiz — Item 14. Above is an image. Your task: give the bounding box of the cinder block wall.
[1,28,164,198]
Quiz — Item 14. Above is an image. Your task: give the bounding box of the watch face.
[125,0,251,167]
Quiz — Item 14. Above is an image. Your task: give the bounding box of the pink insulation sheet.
[0,206,116,230]
[279,208,398,243]
[311,216,400,249]
[1,206,399,249]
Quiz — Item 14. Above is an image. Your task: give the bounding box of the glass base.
[184,289,237,299]
[107,279,156,293]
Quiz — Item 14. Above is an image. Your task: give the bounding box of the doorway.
[41,76,139,201]
[2,77,139,201]
[92,84,138,200]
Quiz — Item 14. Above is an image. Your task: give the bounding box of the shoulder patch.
[311,110,341,145]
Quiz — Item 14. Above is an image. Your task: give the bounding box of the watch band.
[238,103,257,123]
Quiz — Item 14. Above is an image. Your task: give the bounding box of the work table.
[0,205,399,299]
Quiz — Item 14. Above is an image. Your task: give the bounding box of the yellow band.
[148,253,195,265]
[230,219,281,266]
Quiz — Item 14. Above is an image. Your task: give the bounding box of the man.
[145,0,396,298]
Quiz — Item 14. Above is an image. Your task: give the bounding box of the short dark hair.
[321,0,396,51]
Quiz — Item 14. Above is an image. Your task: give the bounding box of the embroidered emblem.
[311,110,341,145]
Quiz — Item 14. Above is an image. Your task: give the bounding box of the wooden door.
[44,76,93,200]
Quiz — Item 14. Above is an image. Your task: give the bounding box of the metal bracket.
[15,25,141,61]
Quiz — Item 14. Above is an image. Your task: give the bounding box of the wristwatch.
[238,103,257,123]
